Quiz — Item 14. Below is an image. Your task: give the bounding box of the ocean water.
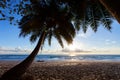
[1,54,120,61]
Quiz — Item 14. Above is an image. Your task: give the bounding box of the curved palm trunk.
[99,0,120,23]
[0,32,46,80]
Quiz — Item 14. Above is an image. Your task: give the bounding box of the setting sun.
[65,41,84,51]
[67,44,76,51]
[69,53,76,56]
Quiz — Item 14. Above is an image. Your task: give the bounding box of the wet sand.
[0,61,120,80]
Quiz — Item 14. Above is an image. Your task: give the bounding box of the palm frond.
[54,31,64,48]
[47,31,52,46]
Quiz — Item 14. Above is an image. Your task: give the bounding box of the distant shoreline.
[1,54,120,62]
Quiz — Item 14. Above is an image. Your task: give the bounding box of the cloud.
[77,33,88,38]
[111,41,116,44]
[0,46,30,54]
[105,39,117,45]
[61,48,91,53]
[105,39,110,42]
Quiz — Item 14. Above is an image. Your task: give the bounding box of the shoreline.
[1,61,120,80]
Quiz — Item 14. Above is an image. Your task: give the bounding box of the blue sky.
[0,19,120,55]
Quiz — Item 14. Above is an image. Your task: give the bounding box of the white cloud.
[105,39,117,45]
[61,48,91,53]
[111,41,116,44]
[0,46,31,54]
[77,33,88,38]
[105,39,110,42]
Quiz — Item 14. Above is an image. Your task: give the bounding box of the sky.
[0,19,120,55]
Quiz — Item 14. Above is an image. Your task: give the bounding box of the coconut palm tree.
[0,0,76,80]
[0,0,113,80]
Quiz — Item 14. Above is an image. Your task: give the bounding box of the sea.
[1,54,120,61]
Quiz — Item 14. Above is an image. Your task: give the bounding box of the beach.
[0,61,120,80]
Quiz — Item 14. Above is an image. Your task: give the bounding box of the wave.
[0,54,120,61]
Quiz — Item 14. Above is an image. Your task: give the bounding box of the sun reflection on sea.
[68,54,79,62]
[69,53,76,57]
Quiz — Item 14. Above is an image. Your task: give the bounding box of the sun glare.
[68,44,76,51]
[66,41,84,51]
[69,53,76,56]
[65,41,85,56]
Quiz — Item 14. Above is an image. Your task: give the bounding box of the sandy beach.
[0,61,120,80]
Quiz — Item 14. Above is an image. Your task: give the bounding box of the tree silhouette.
[0,0,76,80]
[0,0,114,80]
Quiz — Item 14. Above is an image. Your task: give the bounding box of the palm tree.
[0,0,76,80]
[99,0,120,23]
[0,0,113,80]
